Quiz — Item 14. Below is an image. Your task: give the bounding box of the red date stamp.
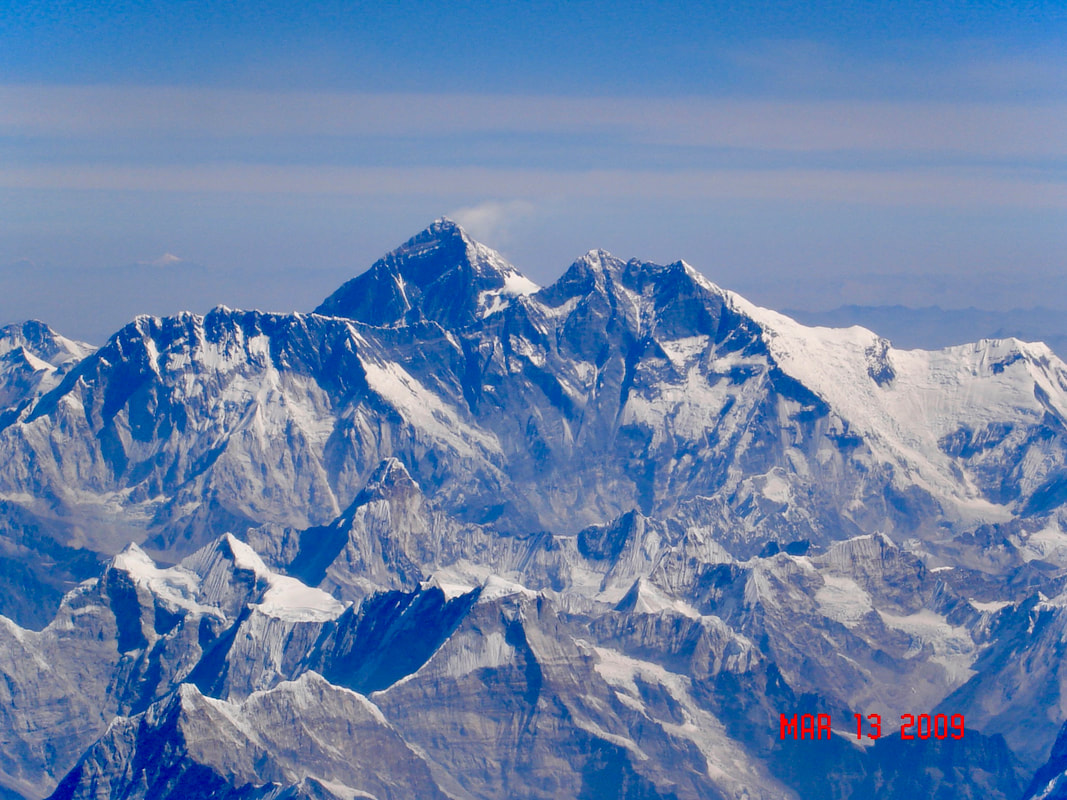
[779,713,964,740]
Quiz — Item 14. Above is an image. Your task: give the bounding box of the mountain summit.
[315,218,538,329]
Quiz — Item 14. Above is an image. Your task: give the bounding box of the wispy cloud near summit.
[448,200,538,246]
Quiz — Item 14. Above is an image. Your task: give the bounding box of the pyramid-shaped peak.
[421,216,468,240]
[430,216,461,231]
[575,248,625,273]
[315,220,538,329]
[108,541,158,579]
[358,457,421,500]
[579,247,617,262]
[398,217,475,260]
[0,319,94,366]
[615,577,699,618]
[328,458,429,529]
[536,249,624,306]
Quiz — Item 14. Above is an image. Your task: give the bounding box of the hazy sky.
[2,0,1065,343]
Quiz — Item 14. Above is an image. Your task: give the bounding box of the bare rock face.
[0,221,1065,798]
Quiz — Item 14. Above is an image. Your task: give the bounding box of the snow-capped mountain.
[316,218,539,327]
[1,219,1065,799]
[0,320,93,417]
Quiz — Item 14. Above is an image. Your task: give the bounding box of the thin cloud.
[138,253,184,268]
[721,38,1067,103]
[1,164,1063,210]
[2,85,1065,159]
[448,200,537,245]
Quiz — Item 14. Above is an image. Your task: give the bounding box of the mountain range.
[1,219,1067,799]
[784,305,1067,363]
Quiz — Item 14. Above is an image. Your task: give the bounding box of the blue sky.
[1,0,1065,342]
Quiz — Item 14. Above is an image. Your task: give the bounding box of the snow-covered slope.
[732,292,1067,523]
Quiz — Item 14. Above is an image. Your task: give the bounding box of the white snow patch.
[424,573,477,601]
[537,296,582,319]
[199,535,345,622]
[222,533,270,573]
[143,337,161,374]
[112,543,221,618]
[478,574,538,603]
[877,609,976,684]
[969,599,1012,613]
[361,357,502,457]
[475,260,539,319]
[626,580,701,619]
[659,335,710,365]
[19,348,54,372]
[1022,525,1067,565]
[479,293,511,318]
[254,576,344,622]
[815,575,874,624]
[502,270,540,297]
[593,647,650,696]
[0,614,28,643]
[759,471,792,504]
